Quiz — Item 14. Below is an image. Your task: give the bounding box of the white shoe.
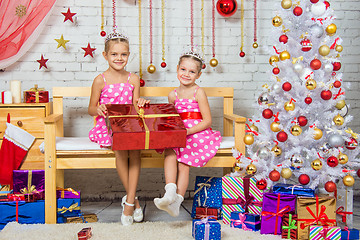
[153,183,177,210]
[122,195,143,223]
[166,194,184,217]
[121,201,134,226]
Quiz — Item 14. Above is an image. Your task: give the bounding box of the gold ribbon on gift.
[109,108,180,149]
[56,187,79,198]
[28,84,45,103]
[20,170,37,194]
[345,128,359,139]
[57,202,81,214]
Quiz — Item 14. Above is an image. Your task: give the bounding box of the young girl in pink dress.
[154,49,222,217]
[88,32,149,226]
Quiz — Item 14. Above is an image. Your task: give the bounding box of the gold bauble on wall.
[209,58,218,67]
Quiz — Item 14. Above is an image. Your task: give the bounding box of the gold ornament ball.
[246,164,257,175]
[311,159,323,171]
[343,175,355,187]
[335,45,343,52]
[234,165,243,172]
[270,122,281,132]
[279,50,290,61]
[271,145,282,156]
[319,45,330,56]
[313,127,323,140]
[291,125,302,136]
[244,134,254,145]
[269,55,280,65]
[147,64,156,74]
[250,124,259,133]
[209,58,218,67]
[333,114,344,126]
[253,42,259,49]
[338,153,349,164]
[281,168,292,179]
[284,101,295,111]
[335,100,346,110]
[306,79,317,90]
[281,0,292,9]
[272,16,283,27]
[326,23,337,36]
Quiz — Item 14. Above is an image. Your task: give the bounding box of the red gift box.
[78,227,92,240]
[107,104,187,150]
[195,207,220,220]
[24,84,49,103]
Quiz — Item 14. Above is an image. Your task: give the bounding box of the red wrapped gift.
[195,207,220,220]
[107,104,187,150]
[78,227,92,240]
[24,84,49,103]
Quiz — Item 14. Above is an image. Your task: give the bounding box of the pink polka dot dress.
[89,73,134,147]
[173,88,222,167]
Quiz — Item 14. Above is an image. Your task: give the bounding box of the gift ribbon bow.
[28,84,45,103]
[192,217,211,240]
[336,206,353,223]
[109,108,179,149]
[285,184,303,195]
[292,56,303,64]
[222,196,262,212]
[56,187,79,198]
[282,214,297,239]
[320,226,331,240]
[20,170,37,194]
[344,227,350,240]
[194,177,214,207]
[230,213,250,231]
[345,128,359,139]
[57,202,80,214]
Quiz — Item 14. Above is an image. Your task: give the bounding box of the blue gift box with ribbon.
[57,198,81,223]
[272,183,317,197]
[192,218,221,240]
[191,176,222,219]
[230,211,260,231]
[341,228,359,240]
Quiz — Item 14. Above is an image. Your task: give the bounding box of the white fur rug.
[0,221,282,240]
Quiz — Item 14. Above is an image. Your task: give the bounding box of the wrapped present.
[23,84,49,103]
[57,198,81,223]
[336,188,353,228]
[309,225,341,240]
[282,214,298,239]
[273,183,317,197]
[195,207,220,220]
[0,199,45,230]
[260,192,296,235]
[107,104,187,150]
[12,170,45,194]
[192,218,221,240]
[66,213,98,223]
[230,212,260,231]
[191,176,222,219]
[297,195,337,240]
[78,227,92,240]
[0,185,11,197]
[341,227,359,240]
[56,187,81,199]
[222,175,264,224]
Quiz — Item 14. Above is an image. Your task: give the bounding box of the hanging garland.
[100,0,106,36]
[201,0,206,69]
[253,0,258,48]
[147,0,156,74]
[239,0,245,57]
[139,0,145,86]
[112,0,117,32]
[210,0,218,67]
[160,0,166,68]
[190,0,194,48]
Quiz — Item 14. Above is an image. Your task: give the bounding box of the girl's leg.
[128,150,141,209]
[176,162,190,197]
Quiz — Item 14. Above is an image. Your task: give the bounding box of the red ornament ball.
[327,156,339,168]
[100,31,107,37]
[310,59,322,70]
[216,0,238,17]
[273,67,280,75]
[333,80,341,88]
[305,97,312,104]
[357,169,360,178]
[277,131,288,142]
[310,0,319,3]
[298,174,310,185]
[160,62,167,68]
[262,109,273,119]
[333,62,341,71]
[324,1,330,9]
[345,137,358,150]
[140,79,145,87]
[279,34,288,44]
[301,38,312,52]
[269,170,281,182]
[321,90,332,100]
[293,6,303,16]
[256,179,267,190]
[298,116,308,127]
[239,51,246,57]
[202,64,206,69]
[282,82,292,91]
[324,181,337,193]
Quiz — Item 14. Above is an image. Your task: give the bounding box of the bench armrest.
[44,113,63,124]
[224,113,246,123]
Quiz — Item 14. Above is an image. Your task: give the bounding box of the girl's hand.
[137,98,150,107]
[97,104,107,117]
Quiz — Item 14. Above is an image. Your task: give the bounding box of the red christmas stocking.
[0,122,35,185]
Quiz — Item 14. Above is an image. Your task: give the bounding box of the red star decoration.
[61,8,76,23]
[82,43,96,58]
[37,54,49,69]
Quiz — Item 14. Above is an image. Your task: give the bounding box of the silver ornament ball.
[324,64,333,73]
[328,134,345,148]
[310,24,324,38]
[294,63,303,73]
[272,82,282,94]
[257,147,271,159]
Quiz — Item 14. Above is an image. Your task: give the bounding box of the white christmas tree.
[233,0,360,192]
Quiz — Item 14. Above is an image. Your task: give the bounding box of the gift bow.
[345,128,359,139]
[28,85,45,102]
[230,213,250,231]
[193,217,211,240]
[344,227,350,240]
[320,227,331,240]
[20,185,37,194]
[222,196,262,212]
[194,177,214,207]
[56,187,79,198]
[285,184,303,195]
[299,205,336,229]
[282,214,297,239]
[57,202,80,214]
[261,205,292,221]
[336,206,353,223]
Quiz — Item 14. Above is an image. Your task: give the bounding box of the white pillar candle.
[10,80,21,103]
[2,91,12,104]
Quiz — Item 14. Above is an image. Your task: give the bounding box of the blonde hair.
[104,38,129,53]
[178,55,203,72]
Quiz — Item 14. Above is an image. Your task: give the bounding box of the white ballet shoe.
[122,195,143,222]
[153,183,177,210]
[121,201,134,226]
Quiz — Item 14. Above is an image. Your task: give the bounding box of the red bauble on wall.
[282,82,292,91]
[298,116,308,127]
[161,62,167,68]
[310,59,322,70]
[269,170,281,182]
[333,62,341,71]
[298,174,310,185]
[327,156,339,167]
[273,67,280,75]
[140,79,145,87]
[279,34,288,44]
[239,51,245,57]
[357,169,360,178]
[100,31,106,37]
[256,179,267,190]
[321,90,332,100]
[305,96,312,104]
[293,6,303,16]
[324,181,337,192]
[333,80,341,88]
[262,109,273,119]
[277,131,288,142]
[216,0,238,17]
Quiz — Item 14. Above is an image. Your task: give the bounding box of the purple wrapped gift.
[260,192,296,235]
[12,170,45,194]
[56,187,81,199]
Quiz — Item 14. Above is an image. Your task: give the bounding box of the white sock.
[166,194,184,217]
[154,183,177,210]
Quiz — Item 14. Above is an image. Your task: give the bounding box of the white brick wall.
[1,0,360,199]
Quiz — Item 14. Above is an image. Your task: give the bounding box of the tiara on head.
[180,45,205,65]
[104,31,129,43]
